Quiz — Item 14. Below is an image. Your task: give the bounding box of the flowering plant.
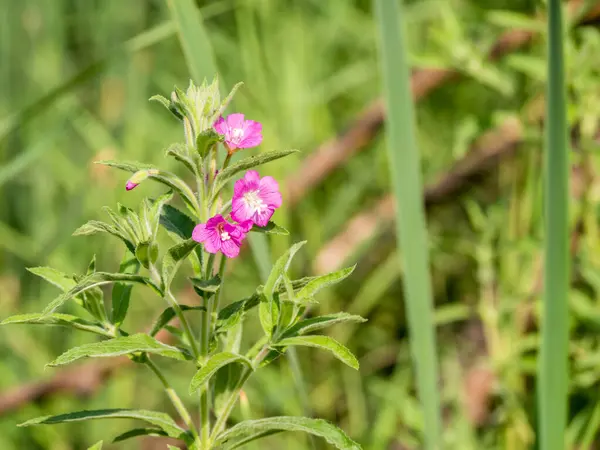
[3,78,364,450]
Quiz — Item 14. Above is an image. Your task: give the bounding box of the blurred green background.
[3,0,600,448]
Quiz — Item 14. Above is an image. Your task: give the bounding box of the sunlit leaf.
[189,352,253,394]
[274,335,359,370]
[47,333,191,367]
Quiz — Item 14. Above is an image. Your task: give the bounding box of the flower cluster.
[192,170,282,258]
[191,114,280,258]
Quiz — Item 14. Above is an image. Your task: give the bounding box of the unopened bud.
[125,169,159,191]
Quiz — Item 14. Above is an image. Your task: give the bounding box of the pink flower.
[192,215,248,258]
[125,181,137,191]
[231,170,282,227]
[214,113,262,152]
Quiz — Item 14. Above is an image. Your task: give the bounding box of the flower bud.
[125,169,159,191]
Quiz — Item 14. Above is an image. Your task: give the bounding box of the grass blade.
[373,0,441,448]
[538,1,570,449]
[167,0,217,82]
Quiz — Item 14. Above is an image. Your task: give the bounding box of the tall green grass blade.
[538,0,570,449]
[373,0,441,448]
[166,0,217,82]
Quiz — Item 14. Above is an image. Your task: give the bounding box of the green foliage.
[19,409,189,441]
[189,352,253,394]
[215,417,361,450]
[47,334,192,366]
[274,335,359,370]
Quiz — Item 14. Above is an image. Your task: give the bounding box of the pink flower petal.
[253,208,274,227]
[231,196,255,223]
[192,224,210,243]
[203,233,222,254]
[220,239,241,258]
[237,220,254,233]
[213,116,227,135]
[258,177,282,209]
[225,113,245,130]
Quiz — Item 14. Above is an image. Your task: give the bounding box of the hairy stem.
[199,252,216,447]
[146,357,200,443]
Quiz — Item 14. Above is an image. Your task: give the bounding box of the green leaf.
[97,160,200,216]
[215,417,361,450]
[295,265,356,302]
[112,427,168,443]
[196,129,222,158]
[87,441,103,450]
[216,82,243,119]
[73,220,134,255]
[18,409,187,440]
[216,276,317,334]
[264,242,307,300]
[223,431,282,450]
[47,333,191,367]
[273,335,359,370]
[165,143,196,173]
[143,191,174,239]
[162,239,198,291]
[42,272,160,316]
[211,149,299,202]
[260,241,306,336]
[1,313,111,337]
[28,267,76,293]
[160,204,196,241]
[190,275,221,294]
[189,352,253,394]
[150,305,206,337]
[251,221,289,236]
[282,313,367,338]
[111,254,140,326]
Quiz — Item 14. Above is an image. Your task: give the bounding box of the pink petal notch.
[213,113,263,153]
[191,214,248,258]
[231,170,282,228]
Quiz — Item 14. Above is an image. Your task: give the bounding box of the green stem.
[150,264,200,359]
[146,357,200,443]
[222,152,232,170]
[213,255,227,318]
[199,251,216,448]
[209,346,270,443]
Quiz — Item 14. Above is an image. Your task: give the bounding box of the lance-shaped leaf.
[282,313,367,338]
[97,160,200,216]
[47,333,191,367]
[141,190,174,239]
[216,275,318,334]
[150,305,206,337]
[28,266,77,292]
[111,254,140,326]
[162,239,198,291]
[211,149,299,202]
[88,441,103,450]
[190,275,221,295]
[189,352,253,395]
[42,272,160,316]
[273,335,359,370]
[112,428,169,443]
[160,204,196,242]
[18,409,187,440]
[295,265,356,303]
[215,416,361,450]
[72,220,135,253]
[165,143,196,173]
[250,221,289,236]
[214,82,243,120]
[1,313,111,337]
[260,241,306,337]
